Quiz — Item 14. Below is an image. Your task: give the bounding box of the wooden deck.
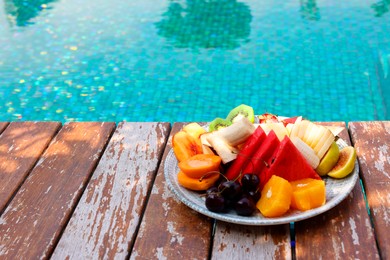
[0,121,388,259]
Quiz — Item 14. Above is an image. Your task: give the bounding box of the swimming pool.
[0,0,389,123]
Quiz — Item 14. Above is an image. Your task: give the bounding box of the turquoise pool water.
[0,0,389,123]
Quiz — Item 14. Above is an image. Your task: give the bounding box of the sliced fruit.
[243,130,281,179]
[289,120,335,160]
[304,123,321,147]
[224,126,266,181]
[291,137,320,169]
[259,122,289,141]
[172,131,203,162]
[258,113,279,124]
[313,129,335,159]
[260,136,321,190]
[209,118,231,132]
[327,146,356,178]
[226,104,255,124]
[199,133,215,155]
[178,154,222,179]
[183,122,206,147]
[257,175,292,218]
[206,133,239,164]
[280,116,302,126]
[290,178,326,211]
[289,120,300,139]
[285,123,294,135]
[216,117,256,147]
[303,122,317,147]
[177,170,220,191]
[297,120,310,140]
[315,141,340,176]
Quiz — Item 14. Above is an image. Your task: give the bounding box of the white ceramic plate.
[164,138,359,225]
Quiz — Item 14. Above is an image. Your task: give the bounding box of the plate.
[164,137,359,225]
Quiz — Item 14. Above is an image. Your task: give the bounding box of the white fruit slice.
[200,133,215,155]
[285,123,294,135]
[291,137,320,169]
[298,120,310,140]
[303,122,316,147]
[313,128,335,159]
[289,120,301,138]
[259,122,289,141]
[294,116,303,125]
[206,134,238,164]
[308,124,325,148]
[217,117,255,146]
[316,133,336,159]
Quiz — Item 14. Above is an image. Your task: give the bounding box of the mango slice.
[257,175,292,218]
[290,178,326,211]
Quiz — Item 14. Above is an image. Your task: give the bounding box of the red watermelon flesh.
[225,126,266,180]
[243,130,280,177]
[260,136,321,190]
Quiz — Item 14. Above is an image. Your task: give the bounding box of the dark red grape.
[205,193,225,213]
[241,174,260,191]
[218,181,242,201]
[246,190,261,202]
[206,186,219,196]
[235,195,256,216]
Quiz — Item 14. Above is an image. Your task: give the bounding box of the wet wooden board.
[0,122,115,259]
[52,122,170,259]
[295,122,379,259]
[349,121,390,260]
[131,123,213,259]
[0,122,61,214]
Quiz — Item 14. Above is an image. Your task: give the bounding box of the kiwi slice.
[209,118,232,132]
[226,104,255,124]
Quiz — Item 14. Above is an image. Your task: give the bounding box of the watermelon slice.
[260,136,321,190]
[243,130,280,177]
[225,126,266,181]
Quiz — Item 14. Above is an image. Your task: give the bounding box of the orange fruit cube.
[257,175,292,218]
[290,178,326,211]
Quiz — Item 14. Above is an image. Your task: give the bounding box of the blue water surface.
[0,0,389,123]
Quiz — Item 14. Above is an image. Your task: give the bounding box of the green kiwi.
[226,104,255,124]
[209,118,232,132]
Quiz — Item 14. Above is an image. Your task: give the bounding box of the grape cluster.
[205,173,260,216]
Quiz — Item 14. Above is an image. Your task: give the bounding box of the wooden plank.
[131,123,213,260]
[0,122,115,259]
[349,121,390,259]
[0,122,9,134]
[0,122,61,214]
[295,122,379,259]
[212,223,291,259]
[52,122,171,259]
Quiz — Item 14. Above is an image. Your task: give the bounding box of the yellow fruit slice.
[257,175,292,218]
[315,142,340,176]
[183,122,206,148]
[290,178,326,211]
[327,146,356,179]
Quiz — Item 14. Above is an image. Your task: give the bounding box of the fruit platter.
[164,105,359,225]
